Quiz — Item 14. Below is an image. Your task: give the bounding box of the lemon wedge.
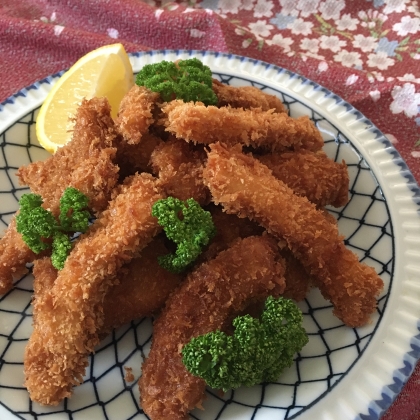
[36,43,134,153]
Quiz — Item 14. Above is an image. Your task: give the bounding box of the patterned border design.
[0,72,64,110]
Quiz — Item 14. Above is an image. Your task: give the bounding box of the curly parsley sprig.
[136,58,218,105]
[16,187,91,270]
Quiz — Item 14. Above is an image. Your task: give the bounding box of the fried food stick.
[0,97,120,295]
[203,205,312,302]
[161,100,324,153]
[257,150,349,208]
[199,204,264,263]
[139,235,286,420]
[116,132,163,179]
[0,218,38,294]
[212,79,287,113]
[32,235,183,337]
[150,137,210,205]
[279,246,313,301]
[17,97,119,216]
[32,257,56,301]
[115,85,160,144]
[203,143,384,327]
[24,173,164,405]
[102,234,184,334]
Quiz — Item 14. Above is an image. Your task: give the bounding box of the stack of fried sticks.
[0,79,383,420]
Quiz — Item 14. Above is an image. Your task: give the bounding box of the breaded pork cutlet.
[24,173,164,405]
[150,137,210,205]
[203,143,384,327]
[139,235,286,420]
[162,100,324,153]
[114,85,164,179]
[212,79,287,113]
[256,150,349,208]
[0,97,120,295]
[199,204,264,263]
[32,257,56,303]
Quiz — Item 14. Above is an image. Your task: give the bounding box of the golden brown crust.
[31,257,57,324]
[212,79,287,113]
[150,137,210,205]
[161,100,324,153]
[115,85,160,145]
[102,235,184,333]
[202,143,383,327]
[139,235,286,420]
[3,98,119,294]
[279,246,313,302]
[116,131,164,178]
[32,236,183,338]
[0,217,37,294]
[24,173,164,405]
[202,206,312,302]
[199,204,264,263]
[17,97,119,216]
[257,150,349,208]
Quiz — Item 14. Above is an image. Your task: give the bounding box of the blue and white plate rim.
[0,49,419,420]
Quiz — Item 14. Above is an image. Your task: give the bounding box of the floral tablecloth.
[0,1,419,419]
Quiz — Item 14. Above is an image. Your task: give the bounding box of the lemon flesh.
[36,43,134,154]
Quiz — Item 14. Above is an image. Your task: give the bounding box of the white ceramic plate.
[0,50,419,420]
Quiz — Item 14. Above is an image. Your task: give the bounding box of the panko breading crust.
[102,235,184,334]
[162,100,324,152]
[203,143,383,327]
[24,173,164,405]
[115,85,160,145]
[17,97,119,216]
[0,97,119,295]
[32,235,183,339]
[212,79,287,113]
[150,137,210,205]
[139,235,286,420]
[257,149,349,208]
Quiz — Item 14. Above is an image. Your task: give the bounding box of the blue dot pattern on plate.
[0,74,392,420]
